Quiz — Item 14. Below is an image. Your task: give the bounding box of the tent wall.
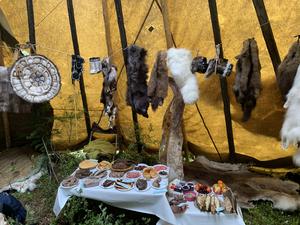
[0,0,299,161]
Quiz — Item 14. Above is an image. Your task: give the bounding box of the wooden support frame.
[114,0,142,153]
[66,0,92,137]
[208,0,236,162]
[252,0,281,74]
[26,0,36,53]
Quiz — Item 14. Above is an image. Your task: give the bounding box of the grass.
[8,151,300,225]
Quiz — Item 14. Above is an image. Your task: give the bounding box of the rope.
[35,0,64,28]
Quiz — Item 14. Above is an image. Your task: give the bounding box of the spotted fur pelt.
[233,38,262,122]
[148,51,169,111]
[167,48,199,104]
[126,45,149,118]
[281,65,300,166]
[277,42,300,99]
[100,58,117,129]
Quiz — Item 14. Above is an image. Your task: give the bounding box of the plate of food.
[111,159,134,172]
[143,167,158,180]
[83,177,100,188]
[134,163,148,171]
[79,160,98,170]
[100,179,116,189]
[125,170,141,179]
[135,178,150,192]
[90,170,108,179]
[158,170,168,179]
[194,183,211,194]
[75,169,92,179]
[153,164,168,172]
[151,177,168,189]
[61,176,79,189]
[114,179,135,191]
[97,160,111,171]
[109,171,125,179]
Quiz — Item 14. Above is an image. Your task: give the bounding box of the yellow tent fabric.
[0,0,299,161]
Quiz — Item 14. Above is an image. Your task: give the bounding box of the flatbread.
[79,160,97,170]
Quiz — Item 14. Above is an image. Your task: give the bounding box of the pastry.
[97,160,111,170]
[136,179,148,191]
[79,160,98,170]
[143,167,158,179]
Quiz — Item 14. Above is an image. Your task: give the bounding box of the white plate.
[125,170,142,179]
[114,180,134,192]
[100,179,115,189]
[153,164,168,172]
[134,180,151,192]
[151,181,168,190]
[60,183,78,189]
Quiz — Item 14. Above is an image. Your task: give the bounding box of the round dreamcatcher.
[10,54,61,103]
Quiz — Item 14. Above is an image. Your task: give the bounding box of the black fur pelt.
[126,45,149,118]
[233,38,262,122]
[277,41,300,99]
[148,51,168,111]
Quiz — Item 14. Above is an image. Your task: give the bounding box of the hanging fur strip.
[277,41,300,99]
[167,48,199,104]
[126,45,149,118]
[148,51,169,111]
[100,58,117,129]
[233,38,262,122]
[281,65,300,167]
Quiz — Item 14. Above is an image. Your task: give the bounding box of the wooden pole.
[0,32,10,148]
[208,0,236,162]
[102,0,114,62]
[252,0,281,74]
[66,0,91,137]
[26,0,36,53]
[114,0,142,152]
[159,0,190,161]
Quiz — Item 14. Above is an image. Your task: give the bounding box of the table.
[53,173,246,225]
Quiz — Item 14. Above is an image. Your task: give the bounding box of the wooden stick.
[102,0,114,62]
[26,0,36,53]
[252,0,281,74]
[114,0,142,153]
[208,0,236,162]
[160,0,173,49]
[66,0,92,137]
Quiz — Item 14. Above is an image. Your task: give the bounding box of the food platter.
[61,176,79,189]
[79,160,98,170]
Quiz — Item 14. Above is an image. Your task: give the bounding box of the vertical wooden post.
[208,0,236,162]
[102,0,114,62]
[26,0,36,53]
[252,0,281,74]
[114,0,142,152]
[67,0,91,137]
[0,32,10,148]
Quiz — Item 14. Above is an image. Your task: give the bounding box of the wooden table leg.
[2,112,11,148]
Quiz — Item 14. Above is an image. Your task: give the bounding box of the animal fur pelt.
[100,58,117,129]
[233,38,262,122]
[126,45,149,118]
[185,156,300,211]
[148,51,169,111]
[277,41,300,99]
[167,48,199,104]
[281,65,300,166]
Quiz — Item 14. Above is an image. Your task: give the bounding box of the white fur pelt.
[167,48,199,104]
[0,171,44,193]
[281,64,300,166]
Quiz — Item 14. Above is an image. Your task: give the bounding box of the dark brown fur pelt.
[126,45,149,118]
[277,42,300,99]
[233,38,262,122]
[148,51,169,111]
